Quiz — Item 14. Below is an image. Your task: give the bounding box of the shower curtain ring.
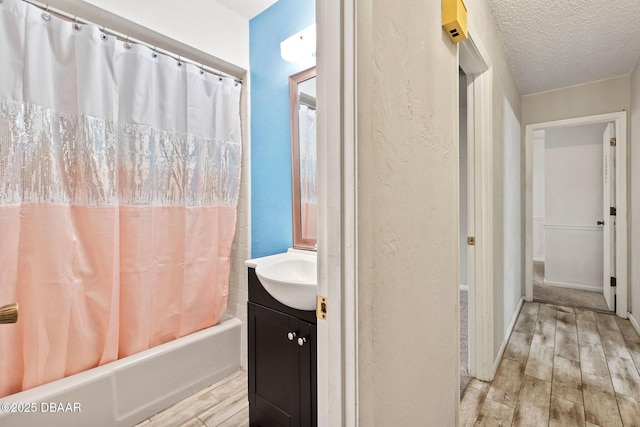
[73,16,81,30]
[124,35,131,49]
[41,4,51,20]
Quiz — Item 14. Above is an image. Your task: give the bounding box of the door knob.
[0,303,18,324]
[287,332,297,341]
[597,220,605,225]
[297,337,307,347]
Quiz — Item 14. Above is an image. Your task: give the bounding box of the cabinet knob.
[297,337,307,347]
[287,332,297,341]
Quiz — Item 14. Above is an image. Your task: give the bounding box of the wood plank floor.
[461,302,640,427]
[133,370,249,427]
[135,302,640,427]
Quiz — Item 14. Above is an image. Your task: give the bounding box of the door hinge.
[467,236,475,246]
[610,207,617,216]
[316,295,327,320]
[610,137,617,146]
[610,277,617,287]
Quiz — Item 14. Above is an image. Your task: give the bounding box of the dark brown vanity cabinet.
[248,268,317,427]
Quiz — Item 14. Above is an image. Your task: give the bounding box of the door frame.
[316,0,357,425]
[317,4,500,425]
[524,112,628,318]
[459,34,495,382]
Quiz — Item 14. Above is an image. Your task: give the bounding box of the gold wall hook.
[0,303,18,324]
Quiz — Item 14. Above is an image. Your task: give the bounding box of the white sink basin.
[247,250,317,311]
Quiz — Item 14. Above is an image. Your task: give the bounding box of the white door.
[602,123,615,311]
[462,72,475,376]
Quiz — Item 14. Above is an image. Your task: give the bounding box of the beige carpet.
[533,261,610,312]
[460,289,471,398]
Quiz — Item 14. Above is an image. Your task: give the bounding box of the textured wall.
[355,0,523,422]
[249,0,315,258]
[503,99,522,333]
[631,60,640,319]
[355,0,458,422]
[81,0,250,69]
[522,76,631,126]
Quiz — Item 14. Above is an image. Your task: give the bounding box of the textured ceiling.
[214,0,277,19]
[487,0,640,95]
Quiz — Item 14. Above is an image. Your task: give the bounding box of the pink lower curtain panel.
[299,105,316,240]
[0,0,242,397]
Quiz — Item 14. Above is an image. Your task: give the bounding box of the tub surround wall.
[249,0,316,259]
[226,88,252,370]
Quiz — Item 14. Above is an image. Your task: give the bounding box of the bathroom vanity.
[247,266,317,427]
[247,65,318,427]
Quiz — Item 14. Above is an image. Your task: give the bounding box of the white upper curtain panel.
[0,0,242,207]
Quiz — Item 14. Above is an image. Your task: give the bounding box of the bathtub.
[0,316,241,427]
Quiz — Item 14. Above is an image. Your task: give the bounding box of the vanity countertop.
[245,248,316,269]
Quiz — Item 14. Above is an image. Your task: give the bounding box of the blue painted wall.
[250,0,315,258]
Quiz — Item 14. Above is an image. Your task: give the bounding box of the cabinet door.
[249,303,304,426]
[299,322,316,427]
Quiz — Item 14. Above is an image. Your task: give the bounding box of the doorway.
[458,34,494,383]
[525,112,628,318]
[459,68,471,395]
[531,123,611,311]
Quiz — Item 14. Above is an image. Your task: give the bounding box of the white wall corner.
[492,296,524,378]
[629,313,640,336]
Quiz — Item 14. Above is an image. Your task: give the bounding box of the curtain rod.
[20,0,243,84]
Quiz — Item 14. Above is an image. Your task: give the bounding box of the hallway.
[533,262,610,312]
[460,302,640,426]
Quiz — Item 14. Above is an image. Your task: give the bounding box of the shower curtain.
[0,0,242,397]
[299,104,317,240]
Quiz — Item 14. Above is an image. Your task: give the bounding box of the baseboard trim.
[542,280,602,293]
[491,296,524,378]
[459,284,469,292]
[629,313,640,336]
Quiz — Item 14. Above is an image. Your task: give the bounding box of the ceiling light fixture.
[280,24,316,64]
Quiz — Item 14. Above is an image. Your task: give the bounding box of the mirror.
[290,66,317,250]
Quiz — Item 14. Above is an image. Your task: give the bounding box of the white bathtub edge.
[0,317,242,427]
